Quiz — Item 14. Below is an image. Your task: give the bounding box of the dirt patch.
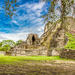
[0,60,75,75]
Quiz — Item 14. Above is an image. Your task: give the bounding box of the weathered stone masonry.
[11,34,48,56]
[60,49,75,59]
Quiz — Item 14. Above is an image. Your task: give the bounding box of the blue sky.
[0,0,49,41]
[0,0,74,41]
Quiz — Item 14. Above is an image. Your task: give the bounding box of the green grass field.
[0,56,74,74]
[0,55,65,64]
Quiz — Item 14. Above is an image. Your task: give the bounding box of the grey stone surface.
[26,34,40,45]
[60,49,75,59]
[0,51,6,55]
[11,48,47,56]
[52,49,60,56]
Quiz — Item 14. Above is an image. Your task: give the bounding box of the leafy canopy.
[16,40,23,45]
[0,40,15,51]
[42,0,75,30]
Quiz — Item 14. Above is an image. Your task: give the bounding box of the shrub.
[64,33,75,50]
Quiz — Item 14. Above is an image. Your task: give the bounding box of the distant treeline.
[0,40,23,51]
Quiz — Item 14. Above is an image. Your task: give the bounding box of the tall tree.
[2,40,15,47]
[0,40,15,51]
[43,0,75,30]
[42,0,75,54]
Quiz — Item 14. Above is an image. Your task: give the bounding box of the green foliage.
[0,40,15,51]
[0,56,66,64]
[43,0,75,30]
[0,45,10,51]
[0,42,2,47]
[3,44,11,51]
[0,40,24,51]
[16,40,23,45]
[0,47,5,51]
[65,33,75,50]
[2,40,15,47]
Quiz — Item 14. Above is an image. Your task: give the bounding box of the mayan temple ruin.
[11,33,48,56]
[10,17,75,56]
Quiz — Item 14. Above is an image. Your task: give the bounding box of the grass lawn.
[0,55,74,64]
[0,55,65,64]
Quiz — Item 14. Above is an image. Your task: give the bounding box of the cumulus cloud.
[0,25,44,42]
[0,32,28,42]
[0,1,46,41]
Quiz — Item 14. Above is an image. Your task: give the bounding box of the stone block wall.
[60,49,75,59]
[11,49,47,56]
[0,51,6,55]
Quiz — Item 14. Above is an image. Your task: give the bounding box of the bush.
[0,40,15,51]
[64,33,75,50]
[0,47,5,51]
[0,45,11,51]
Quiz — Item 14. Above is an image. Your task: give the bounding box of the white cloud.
[0,1,46,41]
[0,25,44,42]
[12,1,45,20]
[31,2,45,10]
[12,20,19,25]
[19,1,45,10]
[11,1,46,31]
[0,32,28,42]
